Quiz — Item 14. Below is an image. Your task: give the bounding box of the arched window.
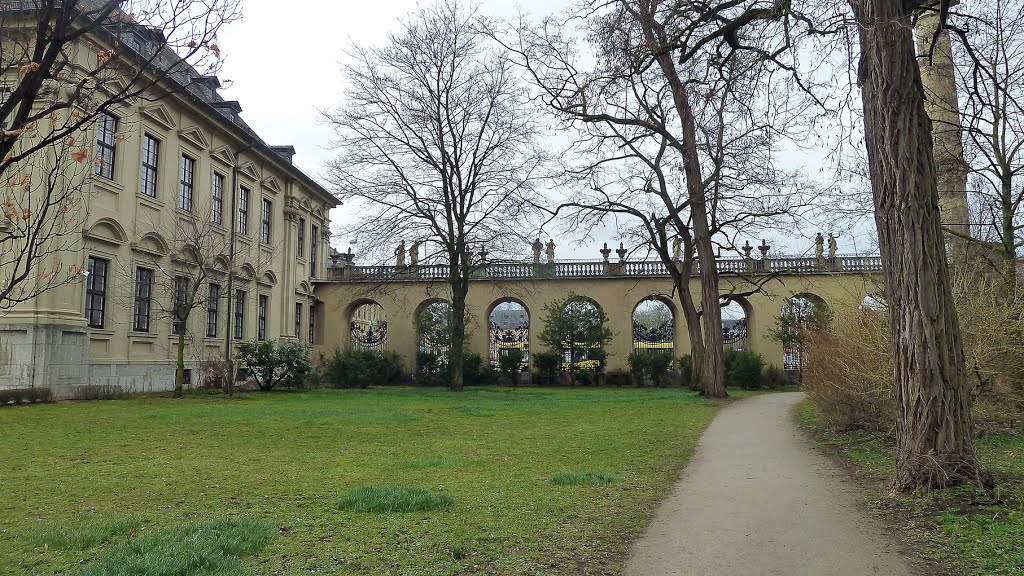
[350,300,387,351]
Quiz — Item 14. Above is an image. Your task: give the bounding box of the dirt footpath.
[624,392,913,576]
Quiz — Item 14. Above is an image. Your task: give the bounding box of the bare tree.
[0,0,240,309]
[324,0,546,392]
[850,0,985,494]
[116,200,273,398]
[497,0,806,396]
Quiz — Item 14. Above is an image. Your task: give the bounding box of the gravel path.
[624,392,914,576]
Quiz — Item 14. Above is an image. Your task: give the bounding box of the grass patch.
[78,518,276,576]
[796,399,1024,576]
[550,471,616,486]
[0,387,719,574]
[338,485,453,513]
[28,517,141,551]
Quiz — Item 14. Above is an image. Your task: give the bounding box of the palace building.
[0,8,338,395]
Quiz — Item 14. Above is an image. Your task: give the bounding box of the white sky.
[215,0,874,257]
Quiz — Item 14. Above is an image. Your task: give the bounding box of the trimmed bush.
[764,364,789,389]
[605,369,632,387]
[532,352,561,386]
[498,348,524,385]
[549,471,616,485]
[629,351,674,387]
[724,349,766,389]
[323,349,405,388]
[71,385,126,400]
[338,485,453,513]
[462,353,497,386]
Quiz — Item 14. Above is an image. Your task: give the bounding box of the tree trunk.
[449,273,468,393]
[674,255,705,391]
[174,326,186,398]
[853,0,984,494]
[635,3,727,398]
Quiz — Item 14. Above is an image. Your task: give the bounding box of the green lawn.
[795,401,1024,576]
[0,387,721,575]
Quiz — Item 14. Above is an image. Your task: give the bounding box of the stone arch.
[414,298,453,360]
[778,292,831,371]
[259,270,278,287]
[297,280,313,295]
[559,294,605,369]
[487,297,530,369]
[85,217,128,246]
[632,295,675,356]
[721,295,754,351]
[348,298,387,351]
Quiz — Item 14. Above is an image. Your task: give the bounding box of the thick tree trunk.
[915,5,971,240]
[449,268,468,393]
[853,0,984,494]
[674,254,705,391]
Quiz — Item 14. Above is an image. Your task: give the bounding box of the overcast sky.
[215,0,874,257]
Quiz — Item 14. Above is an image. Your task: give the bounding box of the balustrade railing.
[321,255,883,282]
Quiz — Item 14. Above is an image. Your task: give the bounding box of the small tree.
[498,347,523,385]
[538,293,613,384]
[236,340,312,391]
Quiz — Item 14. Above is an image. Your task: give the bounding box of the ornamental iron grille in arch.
[632,318,674,353]
[723,318,748,351]
[418,301,453,357]
[489,303,529,368]
[350,302,387,351]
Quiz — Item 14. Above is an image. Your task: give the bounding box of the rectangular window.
[85,256,109,328]
[132,267,153,332]
[260,198,272,243]
[308,303,315,344]
[206,283,220,337]
[211,172,224,224]
[179,154,195,211]
[172,276,189,335]
[237,186,249,235]
[257,294,268,341]
[140,134,159,197]
[310,225,318,279]
[294,302,302,340]
[95,113,117,179]
[234,289,246,340]
[297,217,305,258]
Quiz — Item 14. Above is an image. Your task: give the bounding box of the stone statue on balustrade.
[531,238,543,264]
[545,239,556,264]
[672,236,682,262]
[395,240,406,267]
[409,240,420,266]
[814,233,824,263]
[827,233,839,260]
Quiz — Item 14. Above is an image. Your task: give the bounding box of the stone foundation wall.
[0,323,88,392]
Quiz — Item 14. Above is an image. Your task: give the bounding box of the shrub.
[323,349,405,388]
[236,339,313,391]
[498,348,524,384]
[532,351,561,386]
[462,353,496,386]
[724,350,765,389]
[764,364,789,389]
[629,351,673,387]
[677,354,694,389]
[800,298,895,432]
[71,385,126,400]
[338,485,453,513]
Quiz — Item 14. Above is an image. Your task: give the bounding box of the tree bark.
[673,249,706,391]
[852,0,984,494]
[448,256,469,393]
